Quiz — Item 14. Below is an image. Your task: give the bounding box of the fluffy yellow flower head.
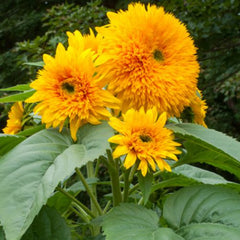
[96,3,199,116]
[67,29,100,54]
[108,108,181,176]
[26,41,119,141]
[3,101,24,134]
[190,89,208,127]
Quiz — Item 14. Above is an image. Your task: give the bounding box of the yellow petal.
[108,134,125,144]
[124,151,137,169]
[112,145,129,159]
[138,159,148,177]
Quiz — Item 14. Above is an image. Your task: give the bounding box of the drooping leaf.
[172,164,228,185]
[168,123,240,178]
[17,125,45,137]
[23,61,44,67]
[138,171,153,205]
[21,206,71,240]
[163,185,240,240]
[0,134,26,156]
[0,122,113,240]
[0,89,35,102]
[0,84,31,92]
[102,203,184,240]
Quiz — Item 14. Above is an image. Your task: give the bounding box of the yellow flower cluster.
[4,3,208,176]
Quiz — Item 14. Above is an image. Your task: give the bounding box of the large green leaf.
[102,203,184,240]
[0,84,31,92]
[0,122,113,240]
[21,206,71,240]
[163,185,240,240]
[0,134,25,156]
[0,89,35,102]
[168,123,240,178]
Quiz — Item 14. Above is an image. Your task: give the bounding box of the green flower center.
[153,49,164,62]
[61,82,75,93]
[139,134,152,143]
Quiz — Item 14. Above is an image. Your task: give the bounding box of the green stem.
[103,200,112,214]
[87,162,100,236]
[106,149,122,206]
[129,162,138,183]
[94,158,101,177]
[56,186,95,218]
[70,204,90,223]
[129,183,139,195]
[75,168,103,216]
[123,168,131,202]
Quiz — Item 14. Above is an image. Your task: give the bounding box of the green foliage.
[0,122,113,240]
[168,123,240,178]
[163,185,240,239]
[102,203,183,240]
[22,206,71,240]
[0,134,25,156]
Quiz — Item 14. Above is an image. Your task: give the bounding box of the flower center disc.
[61,82,75,93]
[153,49,164,62]
[139,134,152,142]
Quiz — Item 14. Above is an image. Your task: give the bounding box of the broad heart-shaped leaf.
[0,122,113,240]
[0,134,25,156]
[21,206,71,240]
[163,185,240,240]
[102,203,184,240]
[168,123,240,179]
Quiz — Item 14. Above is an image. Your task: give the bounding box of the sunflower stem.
[103,200,112,214]
[56,186,95,219]
[129,162,138,183]
[86,162,100,236]
[123,168,131,202]
[106,149,122,206]
[75,168,103,216]
[70,204,90,223]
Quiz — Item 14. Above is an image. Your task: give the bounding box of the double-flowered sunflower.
[96,3,200,116]
[108,108,181,176]
[3,101,24,135]
[26,31,119,141]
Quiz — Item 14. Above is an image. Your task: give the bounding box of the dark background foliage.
[0,0,240,139]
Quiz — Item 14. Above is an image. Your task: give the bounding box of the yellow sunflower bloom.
[96,3,199,116]
[67,29,99,54]
[108,108,181,176]
[190,89,208,127]
[26,42,119,141]
[3,101,24,134]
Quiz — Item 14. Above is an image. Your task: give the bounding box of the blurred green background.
[0,0,240,139]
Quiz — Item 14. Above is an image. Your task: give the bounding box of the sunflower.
[67,29,99,54]
[108,108,181,176]
[96,3,199,116]
[3,101,24,134]
[26,42,119,141]
[190,89,208,127]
